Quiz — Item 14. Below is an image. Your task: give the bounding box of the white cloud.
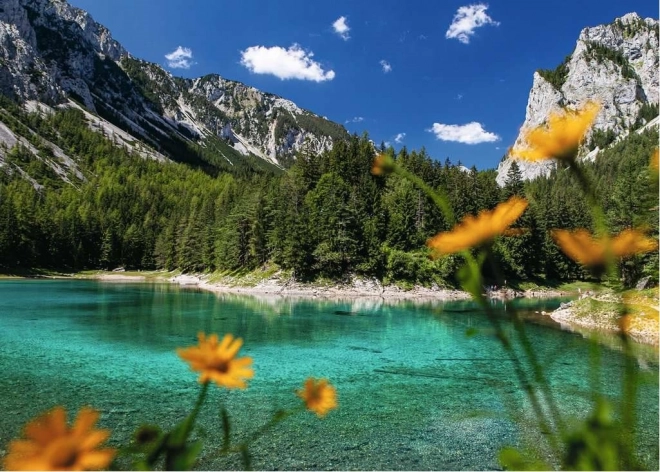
[384,141,392,148]
[427,122,499,144]
[240,44,335,82]
[380,60,392,73]
[394,132,406,144]
[346,116,364,123]
[445,4,499,44]
[333,16,350,40]
[165,46,194,69]
[456,93,464,100]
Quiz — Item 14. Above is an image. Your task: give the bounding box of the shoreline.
[549,298,659,347]
[92,273,659,347]
[168,273,571,302]
[6,270,574,301]
[6,271,657,346]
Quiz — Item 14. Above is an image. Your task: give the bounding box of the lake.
[0,280,657,470]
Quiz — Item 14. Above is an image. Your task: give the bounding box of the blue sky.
[68,0,658,170]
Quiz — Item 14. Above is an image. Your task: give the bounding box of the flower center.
[49,438,80,469]
[210,358,230,373]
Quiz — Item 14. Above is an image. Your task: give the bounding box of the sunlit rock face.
[497,13,659,186]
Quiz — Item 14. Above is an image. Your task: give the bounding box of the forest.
[0,96,657,288]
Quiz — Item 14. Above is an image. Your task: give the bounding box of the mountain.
[496,12,659,186]
[0,0,347,171]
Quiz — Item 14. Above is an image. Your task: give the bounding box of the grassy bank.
[551,288,659,346]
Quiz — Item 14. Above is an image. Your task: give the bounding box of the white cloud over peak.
[427,122,499,144]
[346,116,364,123]
[394,132,406,144]
[240,44,335,82]
[445,4,499,44]
[333,16,350,40]
[380,60,392,73]
[165,46,194,69]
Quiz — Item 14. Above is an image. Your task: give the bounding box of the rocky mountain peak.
[0,0,347,169]
[497,12,659,186]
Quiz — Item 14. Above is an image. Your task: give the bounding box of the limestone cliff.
[497,13,659,186]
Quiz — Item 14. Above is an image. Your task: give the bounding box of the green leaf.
[167,416,194,447]
[458,258,483,300]
[220,407,231,452]
[498,447,549,470]
[465,327,478,337]
[133,424,162,448]
[240,444,252,471]
[166,440,203,471]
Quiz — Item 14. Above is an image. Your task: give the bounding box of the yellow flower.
[427,196,528,255]
[297,378,338,417]
[177,332,254,389]
[4,406,115,471]
[371,154,395,176]
[511,101,600,162]
[551,229,658,266]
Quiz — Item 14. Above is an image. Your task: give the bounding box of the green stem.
[568,159,638,467]
[567,161,619,283]
[397,159,578,460]
[396,167,455,226]
[396,161,563,457]
[148,382,209,468]
[465,256,562,457]
[485,248,567,437]
[184,381,210,439]
[229,406,302,456]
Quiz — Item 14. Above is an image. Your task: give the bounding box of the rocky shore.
[548,294,659,347]
[167,273,568,302]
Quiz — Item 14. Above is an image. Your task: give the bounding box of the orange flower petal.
[371,154,395,176]
[79,430,111,451]
[297,378,338,417]
[552,228,658,267]
[24,407,67,446]
[72,408,99,436]
[511,102,600,162]
[427,196,528,255]
[4,407,114,472]
[178,333,254,389]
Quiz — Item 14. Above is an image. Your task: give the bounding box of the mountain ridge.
[0,0,348,170]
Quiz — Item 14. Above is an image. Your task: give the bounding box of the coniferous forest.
[0,96,657,288]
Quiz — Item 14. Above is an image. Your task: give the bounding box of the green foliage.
[562,400,638,470]
[587,128,617,150]
[614,16,656,39]
[583,41,639,82]
[634,102,659,129]
[274,110,348,144]
[120,57,179,113]
[0,93,656,288]
[503,161,524,197]
[537,54,571,90]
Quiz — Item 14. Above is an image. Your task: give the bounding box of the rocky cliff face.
[0,0,347,168]
[497,12,659,186]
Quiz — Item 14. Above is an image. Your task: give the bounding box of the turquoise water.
[0,280,657,470]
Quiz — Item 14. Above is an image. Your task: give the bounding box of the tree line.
[0,98,657,288]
